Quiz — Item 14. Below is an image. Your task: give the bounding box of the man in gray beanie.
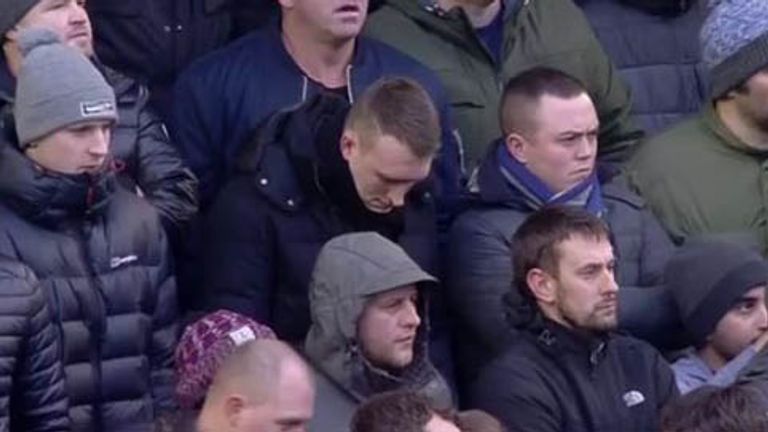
[0,0,197,236]
[669,238,768,395]
[630,0,768,255]
[0,27,179,432]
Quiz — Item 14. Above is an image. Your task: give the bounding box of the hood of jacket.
[0,135,114,229]
[304,232,451,407]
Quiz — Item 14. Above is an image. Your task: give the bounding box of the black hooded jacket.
[0,136,177,432]
[200,94,438,344]
[469,316,678,432]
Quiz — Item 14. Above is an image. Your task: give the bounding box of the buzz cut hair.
[499,67,589,136]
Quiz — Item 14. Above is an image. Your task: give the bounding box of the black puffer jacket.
[0,60,198,236]
[0,139,178,432]
[0,260,69,432]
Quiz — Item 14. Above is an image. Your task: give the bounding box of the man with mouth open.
[304,232,452,432]
[447,67,675,390]
[469,205,678,432]
[172,0,462,209]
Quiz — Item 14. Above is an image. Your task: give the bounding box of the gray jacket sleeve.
[447,211,515,353]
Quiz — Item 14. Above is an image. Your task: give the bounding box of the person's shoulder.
[356,36,443,91]
[610,333,667,362]
[487,335,544,372]
[179,27,277,84]
[0,258,38,297]
[638,115,707,154]
[602,175,646,210]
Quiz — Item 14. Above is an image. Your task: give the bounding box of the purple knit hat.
[174,310,277,409]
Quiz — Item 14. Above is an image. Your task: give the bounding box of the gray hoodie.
[305,232,452,431]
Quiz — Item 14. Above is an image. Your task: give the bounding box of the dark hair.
[345,77,440,159]
[499,67,588,135]
[512,205,611,303]
[350,390,447,432]
[661,384,768,432]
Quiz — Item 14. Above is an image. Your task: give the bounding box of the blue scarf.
[497,143,605,216]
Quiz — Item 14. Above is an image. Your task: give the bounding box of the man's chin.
[68,39,93,57]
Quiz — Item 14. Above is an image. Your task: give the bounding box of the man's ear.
[340,130,358,162]
[527,268,557,305]
[224,395,246,428]
[505,133,528,164]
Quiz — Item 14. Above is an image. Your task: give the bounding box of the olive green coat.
[366,0,642,170]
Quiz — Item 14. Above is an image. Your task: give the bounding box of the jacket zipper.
[75,220,108,430]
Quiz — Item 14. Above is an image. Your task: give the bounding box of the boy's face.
[708,286,768,362]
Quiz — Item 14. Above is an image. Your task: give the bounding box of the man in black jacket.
[202,78,439,346]
[0,0,198,236]
[0,28,178,431]
[448,68,676,388]
[469,206,677,432]
[0,260,69,432]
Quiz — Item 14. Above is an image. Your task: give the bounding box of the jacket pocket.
[86,0,141,16]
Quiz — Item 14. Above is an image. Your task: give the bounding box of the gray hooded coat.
[305,232,452,432]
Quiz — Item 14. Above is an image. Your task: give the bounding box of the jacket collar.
[0,139,115,229]
[472,140,620,208]
[531,317,612,367]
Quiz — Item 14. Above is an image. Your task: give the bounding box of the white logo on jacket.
[623,390,645,408]
[110,255,138,269]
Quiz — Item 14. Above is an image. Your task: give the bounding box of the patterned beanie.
[174,310,277,409]
[701,0,768,98]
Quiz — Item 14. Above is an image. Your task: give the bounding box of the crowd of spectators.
[4,0,768,431]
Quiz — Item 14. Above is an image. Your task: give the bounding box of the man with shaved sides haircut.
[198,339,315,432]
[447,67,675,389]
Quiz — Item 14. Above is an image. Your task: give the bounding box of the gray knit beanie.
[667,238,768,346]
[701,0,768,98]
[0,0,39,39]
[14,28,117,147]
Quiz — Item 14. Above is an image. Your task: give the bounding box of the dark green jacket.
[366,0,642,170]
[629,104,768,253]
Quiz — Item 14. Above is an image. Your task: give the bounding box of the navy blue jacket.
[201,94,438,344]
[172,23,463,208]
[577,0,708,134]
